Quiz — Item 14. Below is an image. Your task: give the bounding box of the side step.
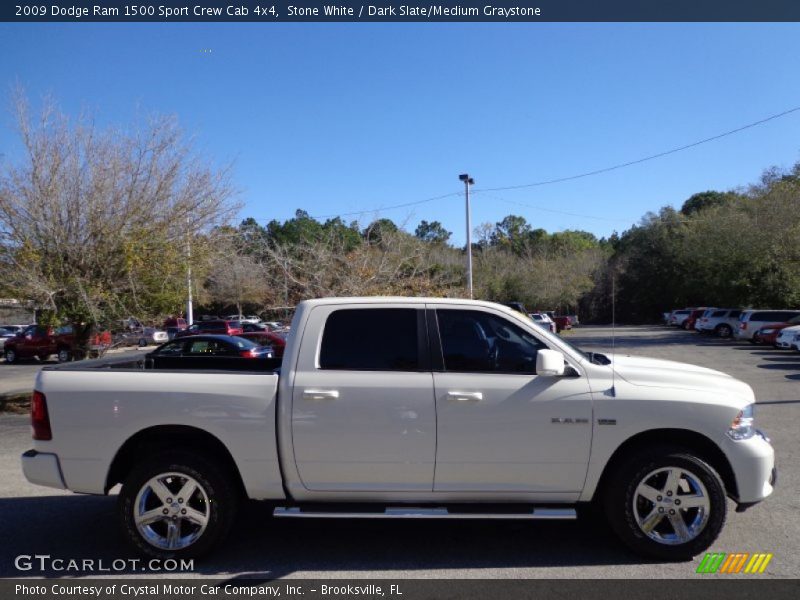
[273,506,576,520]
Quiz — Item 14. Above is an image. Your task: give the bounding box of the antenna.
[611,272,616,397]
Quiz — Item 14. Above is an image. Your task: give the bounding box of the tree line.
[2,95,799,356]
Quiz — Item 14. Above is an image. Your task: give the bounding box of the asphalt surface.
[0,326,797,580]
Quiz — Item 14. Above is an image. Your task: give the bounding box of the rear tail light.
[31,390,52,440]
[240,349,258,358]
[741,322,747,330]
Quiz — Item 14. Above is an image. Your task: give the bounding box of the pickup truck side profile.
[21,297,776,561]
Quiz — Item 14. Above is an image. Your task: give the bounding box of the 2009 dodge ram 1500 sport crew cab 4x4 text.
[21,297,776,560]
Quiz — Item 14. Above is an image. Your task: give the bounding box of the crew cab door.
[290,305,436,492]
[430,306,593,494]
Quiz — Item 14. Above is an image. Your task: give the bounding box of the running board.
[273,506,576,520]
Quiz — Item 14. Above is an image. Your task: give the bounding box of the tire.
[604,447,726,561]
[716,324,732,338]
[138,338,148,347]
[683,322,691,331]
[118,451,239,559]
[57,348,72,363]
[4,349,16,364]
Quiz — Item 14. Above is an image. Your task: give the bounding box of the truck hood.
[609,354,754,401]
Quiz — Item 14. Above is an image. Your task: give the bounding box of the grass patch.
[0,392,30,414]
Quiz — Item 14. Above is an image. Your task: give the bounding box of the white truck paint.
[22,297,775,560]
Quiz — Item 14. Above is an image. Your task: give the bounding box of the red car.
[752,315,800,345]
[236,331,287,358]
[174,320,244,338]
[162,316,188,330]
[553,315,573,333]
[683,307,714,331]
[4,324,112,363]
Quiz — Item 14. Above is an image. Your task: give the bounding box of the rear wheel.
[118,452,239,558]
[604,448,726,560]
[57,348,72,363]
[716,324,732,338]
[138,338,148,347]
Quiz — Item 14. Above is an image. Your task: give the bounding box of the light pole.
[186,219,194,326]
[459,173,475,298]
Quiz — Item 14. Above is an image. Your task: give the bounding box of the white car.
[775,325,800,349]
[735,309,800,341]
[529,312,556,333]
[224,315,261,324]
[669,309,692,327]
[696,309,743,338]
[23,297,775,562]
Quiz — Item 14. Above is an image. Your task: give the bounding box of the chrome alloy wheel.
[133,472,210,550]
[632,466,710,545]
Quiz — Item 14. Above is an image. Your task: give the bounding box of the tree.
[414,220,451,244]
[0,92,237,357]
[362,218,399,246]
[680,191,733,216]
[490,215,531,255]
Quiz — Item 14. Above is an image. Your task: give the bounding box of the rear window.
[729,310,741,318]
[320,309,420,371]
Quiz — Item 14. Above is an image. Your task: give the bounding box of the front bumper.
[721,429,775,506]
[21,449,66,490]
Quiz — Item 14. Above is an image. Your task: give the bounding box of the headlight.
[727,404,755,440]
[760,328,775,335]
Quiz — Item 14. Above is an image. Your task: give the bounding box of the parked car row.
[3,324,113,363]
[665,306,800,350]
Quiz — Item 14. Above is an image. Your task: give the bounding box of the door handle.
[447,391,483,402]
[303,389,340,401]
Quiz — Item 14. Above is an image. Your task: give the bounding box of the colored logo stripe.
[697,552,773,574]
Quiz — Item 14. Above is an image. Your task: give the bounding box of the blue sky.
[2,23,799,244]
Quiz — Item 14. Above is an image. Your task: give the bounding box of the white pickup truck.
[22,297,776,561]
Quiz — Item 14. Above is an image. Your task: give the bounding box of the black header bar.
[5,1,800,23]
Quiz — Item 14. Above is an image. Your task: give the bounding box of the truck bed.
[33,364,285,500]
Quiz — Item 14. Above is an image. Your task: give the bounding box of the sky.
[1,22,800,245]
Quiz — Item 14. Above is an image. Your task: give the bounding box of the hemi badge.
[598,419,617,425]
[551,417,590,424]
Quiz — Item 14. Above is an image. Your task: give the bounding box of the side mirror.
[536,349,565,377]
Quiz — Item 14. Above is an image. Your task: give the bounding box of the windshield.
[550,333,611,365]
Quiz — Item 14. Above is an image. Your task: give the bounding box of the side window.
[156,341,184,356]
[712,310,726,318]
[186,340,231,355]
[320,309,420,371]
[437,309,547,374]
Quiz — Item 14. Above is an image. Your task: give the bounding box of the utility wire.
[254,104,799,224]
[310,191,462,220]
[475,105,800,193]
[474,192,637,224]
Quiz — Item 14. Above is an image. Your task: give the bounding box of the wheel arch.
[591,428,737,503]
[106,425,247,497]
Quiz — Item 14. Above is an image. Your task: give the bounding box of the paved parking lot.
[0,326,797,579]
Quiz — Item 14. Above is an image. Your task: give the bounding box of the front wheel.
[4,349,16,364]
[604,449,726,560]
[57,348,72,363]
[118,452,239,559]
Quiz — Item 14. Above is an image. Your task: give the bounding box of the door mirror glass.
[536,349,565,376]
